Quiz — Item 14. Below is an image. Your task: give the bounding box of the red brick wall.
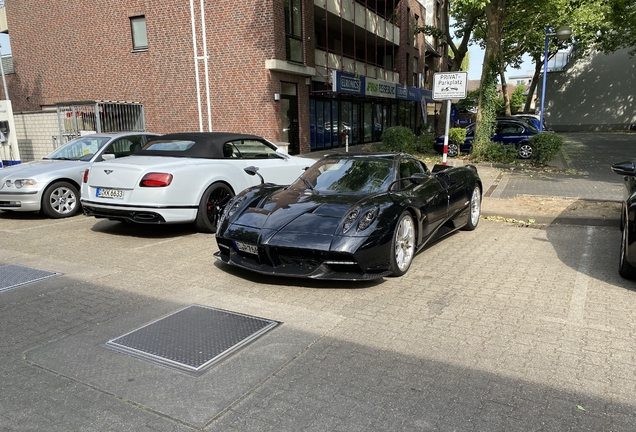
[4,0,309,148]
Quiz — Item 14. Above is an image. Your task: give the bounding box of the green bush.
[448,128,467,145]
[529,133,563,166]
[471,141,518,164]
[414,132,435,154]
[381,126,415,153]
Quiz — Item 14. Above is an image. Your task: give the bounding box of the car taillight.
[83,169,89,183]
[139,173,173,187]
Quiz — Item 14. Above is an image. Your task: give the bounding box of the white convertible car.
[81,132,314,233]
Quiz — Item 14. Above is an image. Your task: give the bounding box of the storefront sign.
[331,71,435,104]
[331,71,364,95]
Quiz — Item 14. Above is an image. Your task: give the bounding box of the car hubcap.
[50,187,77,214]
[519,144,532,159]
[470,187,481,226]
[448,144,458,157]
[395,216,415,272]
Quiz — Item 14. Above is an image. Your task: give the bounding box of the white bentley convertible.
[81,132,314,233]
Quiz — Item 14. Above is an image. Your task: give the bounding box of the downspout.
[199,0,212,131]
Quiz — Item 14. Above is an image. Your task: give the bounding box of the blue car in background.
[434,117,540,159]
[514,114,552,132]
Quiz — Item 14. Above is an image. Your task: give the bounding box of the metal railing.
[56,101,146,142]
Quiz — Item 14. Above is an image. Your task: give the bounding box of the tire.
[462,185,481,231]
[619,222,636,279]
[518,143,533,159]
[195,183,234,233]
[447,143,459,158]
[41,181,80,218]
[389,211,416,276]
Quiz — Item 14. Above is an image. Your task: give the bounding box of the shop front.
[308,71,434,151]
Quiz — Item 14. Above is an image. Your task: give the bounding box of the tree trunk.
[523,53,543,113]
[476,0,505,135]
[498,60,511,116]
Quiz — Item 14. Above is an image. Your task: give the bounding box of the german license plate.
[96,188,124,199]
[234,241,258,255]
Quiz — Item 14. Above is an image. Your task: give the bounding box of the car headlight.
[7,179,37,189]
[342,208,360,233]
[220,196,246,226]
[357,206,379,231]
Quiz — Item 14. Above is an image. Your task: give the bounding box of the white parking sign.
[432,72,468,100]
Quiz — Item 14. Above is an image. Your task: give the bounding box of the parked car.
[0,132,159,218]
[215,153,482,280]
[81,132,314,233]
[514,114,552,132]
[434,117,540,159]
[611,160,636,278]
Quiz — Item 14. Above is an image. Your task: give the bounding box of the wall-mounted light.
[274,93,280,101]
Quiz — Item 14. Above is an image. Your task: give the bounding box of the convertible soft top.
[137,132,274,159]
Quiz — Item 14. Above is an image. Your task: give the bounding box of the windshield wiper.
[300,177,314,191]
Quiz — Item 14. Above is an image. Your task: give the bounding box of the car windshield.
[293,157,394,194]
[45,136,111,161]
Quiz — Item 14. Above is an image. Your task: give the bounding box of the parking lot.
[2,132,636,431]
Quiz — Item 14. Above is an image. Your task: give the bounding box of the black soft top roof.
[138,132,272,159]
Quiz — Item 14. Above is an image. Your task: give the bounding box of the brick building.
[4,0,448,156]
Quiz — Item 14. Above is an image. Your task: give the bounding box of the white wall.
[13,111,59,161]
[544,48,636,131]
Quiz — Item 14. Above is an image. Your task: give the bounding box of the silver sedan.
[0,132,158,218]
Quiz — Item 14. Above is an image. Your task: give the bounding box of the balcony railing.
[314,48,399,83]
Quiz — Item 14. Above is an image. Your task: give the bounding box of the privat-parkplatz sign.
[432,71,468,100]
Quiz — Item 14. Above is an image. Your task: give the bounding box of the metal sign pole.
[442,99,451,165]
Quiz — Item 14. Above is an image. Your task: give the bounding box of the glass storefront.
[309,95,423,151]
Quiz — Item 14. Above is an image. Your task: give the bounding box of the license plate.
[96,188,124,199]
[234,241,258,255]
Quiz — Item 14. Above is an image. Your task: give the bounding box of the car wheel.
[447,143,459,158]
[462,185,481,231]
[41,181,80,218]
[389,211,416,276]
[195,183,234,233]
[518,143,533,159]
[619,222,636,279]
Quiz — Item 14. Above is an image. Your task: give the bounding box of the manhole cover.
[106,305,280,375]
[0,264,60,293]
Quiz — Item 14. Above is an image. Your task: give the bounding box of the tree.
[509,85,526,113]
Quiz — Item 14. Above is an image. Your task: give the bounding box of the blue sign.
[332,71,365,95]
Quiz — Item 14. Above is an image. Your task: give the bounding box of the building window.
[130,16,148,50]
[406,8,411,44]
[413,15,419,47]
[412,57,418,86]
[284,0,303,63]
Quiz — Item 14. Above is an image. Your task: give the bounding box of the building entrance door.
[281,94,299,154]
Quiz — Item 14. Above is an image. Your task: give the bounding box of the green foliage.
[456,89,480,113]
[448,128,467,145]
[381,126,415,153]
[469,141,518,164]
[471,57,498,162]
[510,86,526,114]
[528,133,563,166]
[414,132,435,154]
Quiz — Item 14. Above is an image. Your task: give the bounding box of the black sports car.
[214,153,482,280]
[611,160,636,279]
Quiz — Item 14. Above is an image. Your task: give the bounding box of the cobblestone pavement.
[1,132,636,431]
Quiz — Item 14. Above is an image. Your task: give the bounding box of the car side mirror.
[101,153,116,161]
[408,172,429,185]
[244,166,265,184]
[611,161,636,176]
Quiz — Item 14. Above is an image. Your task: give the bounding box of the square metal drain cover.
[0,264,60,293]
[106,305,280,375]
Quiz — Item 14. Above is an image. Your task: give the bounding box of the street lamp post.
[539,26,572,132]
